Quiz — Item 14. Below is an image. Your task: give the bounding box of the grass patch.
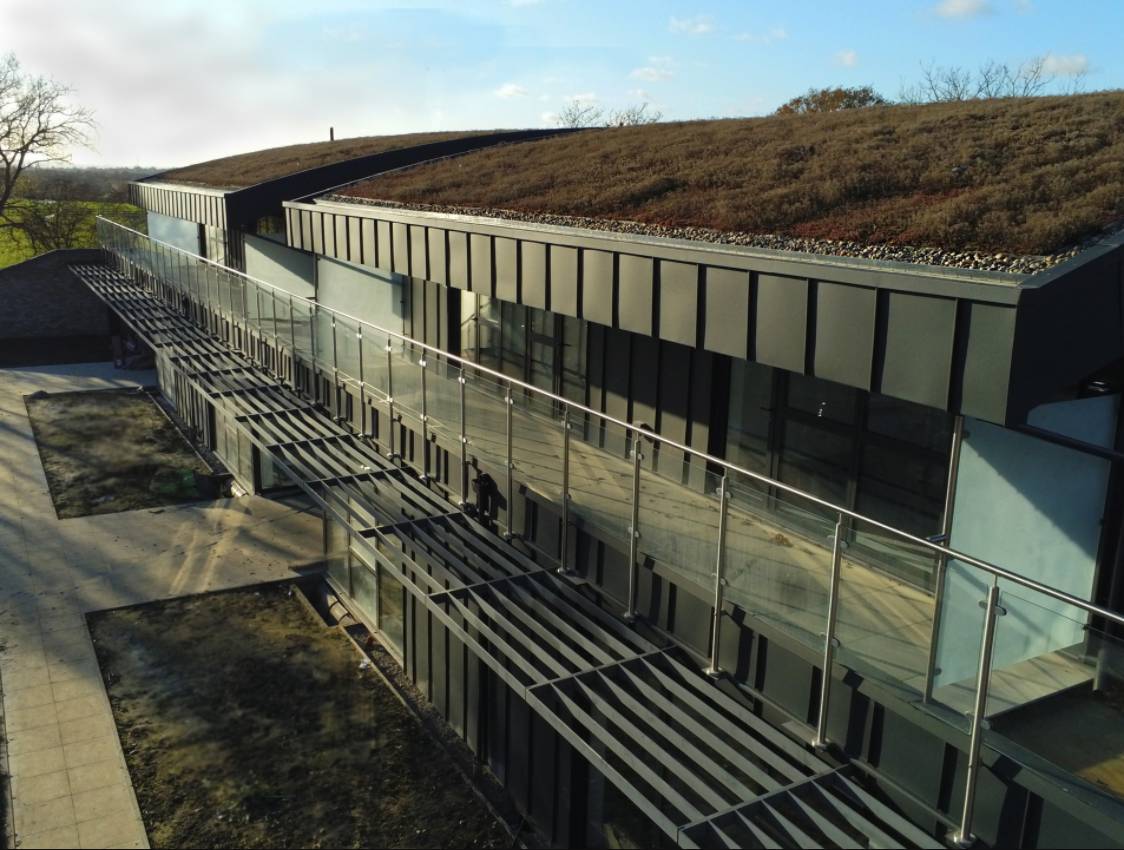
[26,388,213,519]
[90,583,509,848]
[341,93,1124,256]
[0,201,145,269]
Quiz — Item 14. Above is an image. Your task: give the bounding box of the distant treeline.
[15,166,163,203]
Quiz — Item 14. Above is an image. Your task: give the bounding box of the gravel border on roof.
[329,195,1088,275]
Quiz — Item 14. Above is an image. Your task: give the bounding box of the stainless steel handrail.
[96,215,1124,630]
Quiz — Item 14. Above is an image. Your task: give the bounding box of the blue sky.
[2,0,1120,167]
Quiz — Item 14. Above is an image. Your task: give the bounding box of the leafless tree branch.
[0,52,95,224]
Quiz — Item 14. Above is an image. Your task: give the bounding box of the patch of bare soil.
[25,388,213,518]
[88,583,509,849]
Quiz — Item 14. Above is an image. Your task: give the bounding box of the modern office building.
[74,96,1124,847]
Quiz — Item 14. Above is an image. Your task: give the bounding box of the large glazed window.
[724,364,953,539]
[726,359,773,474]
[461,295,587,404]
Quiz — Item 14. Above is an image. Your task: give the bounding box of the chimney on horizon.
[330,126,335,141]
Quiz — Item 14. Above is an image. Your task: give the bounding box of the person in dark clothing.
[472,471,500,529]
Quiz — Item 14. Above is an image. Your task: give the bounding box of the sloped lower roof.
[155,130,497,189]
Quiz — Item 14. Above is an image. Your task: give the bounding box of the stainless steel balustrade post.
[254,285,264,365]
[705,474,731,676]
[419,355,430,483]
[924,414,965,703]
[357,327,366,435]
[269,289,281,376]
[288,294,297,383]
[458,373,468,508]
[813,514,846,749]
[624,434,643,622]
[559,407,572,575]
[239,277,248,350]
[308,305,318,401]
[951,580,1003,848]
[386,341,397,461]
[330,317,340,421]
[504,385,514,541]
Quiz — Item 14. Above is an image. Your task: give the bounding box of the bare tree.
[14,174,93,253]
[900,56,1065,104]
[555,101,604,128]
[0,53,95,226]
[607,103,663,126]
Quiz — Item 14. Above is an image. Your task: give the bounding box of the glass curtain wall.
[461,295,587,404]
[727,359,952,541]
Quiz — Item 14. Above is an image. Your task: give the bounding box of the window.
[778,419,853,504]
[723,366,952,537]
[560,316,587,405]
[726,360,773,474]
[859,394,951,536]
[787,371,857,424]
[460,294,587,406]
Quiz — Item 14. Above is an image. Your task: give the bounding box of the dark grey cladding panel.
[392,222,410,276]
[961,302,1016,423]
[549,245,578,317]
[448,230,469,290]
[427,228,448,285]
[658,260,699,348]
[376,221,393,272]
[881,292,956,409]
[410,225,428,280]
[619,254,654,336]
[300,210,313,251]
[470,233,493,294]
[322,213,336,256]
[583,249,614,326]
[495,237,518,302]
[335,216,348,262]
[311,211,324,255]
[347,217,362,265]
[361,219,377,269]
[813,281,876,389]
[756,273,808,373]
[704,266,750,358]
[521,241,548,310]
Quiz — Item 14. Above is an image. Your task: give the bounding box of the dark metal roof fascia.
[297,197,1026,303]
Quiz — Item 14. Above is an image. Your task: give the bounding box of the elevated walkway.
[72,260,941,848]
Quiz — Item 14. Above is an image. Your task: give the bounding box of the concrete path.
[0,362,322,849]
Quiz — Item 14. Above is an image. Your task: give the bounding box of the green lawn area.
[0,201,145,268]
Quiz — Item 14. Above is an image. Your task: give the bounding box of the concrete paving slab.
[0,362,323,849]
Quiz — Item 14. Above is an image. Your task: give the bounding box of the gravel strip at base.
[329,195,1101,276]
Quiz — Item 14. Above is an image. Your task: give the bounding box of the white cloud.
[1015,0,1034,11]
[565,92,598,103]
[630,55,674,82]
[835,49,858,68]
[627,88,651,100]
[734,26,788,44]
[1043,53,1089,76]
[934,0,992,18]
[540,110,558,125]
[630,65,673,81]
[669,15,713,35]
[494,82,529,98]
